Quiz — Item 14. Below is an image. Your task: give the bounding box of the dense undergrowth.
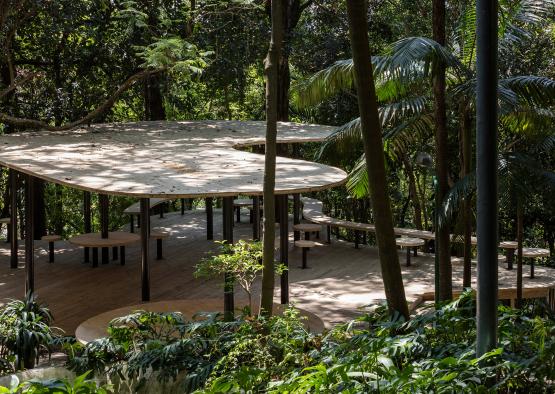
[2,291,555,393]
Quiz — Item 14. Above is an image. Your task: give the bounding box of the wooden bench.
[150,230,169,260]
[41,234,62,263]
[296,240,316,269]
[124,198,171,232]
[292,223,321,241]
[233,198,253,223]
[69,232,140,267]
[396,237,425,267]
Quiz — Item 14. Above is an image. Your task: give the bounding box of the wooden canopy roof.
[0,120,347,197]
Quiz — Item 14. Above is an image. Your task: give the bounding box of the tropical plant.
[0,371,110,393]
[195,240,267,314]
[0,292,61,371]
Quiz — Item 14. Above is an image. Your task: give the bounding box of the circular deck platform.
[75,299,325,344]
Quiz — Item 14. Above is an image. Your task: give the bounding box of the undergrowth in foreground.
[59,291,555,393]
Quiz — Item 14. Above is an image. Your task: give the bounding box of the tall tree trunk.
[144,74,165,121]
[260,0,284,316]
[432,0,452,300]
[346,0,409,320]
[460,103,472,288]
[516,202,523,308]
[403,157,423,230]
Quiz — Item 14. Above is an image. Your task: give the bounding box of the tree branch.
[0,71,40,99]
[0,68,165,131]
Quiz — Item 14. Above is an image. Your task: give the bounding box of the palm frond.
[499,0,555,50]
[345,155,369,199]
[316,117,362,161]
[438,173,476,228]
[377,37,467,80]
[291,59,355,109]
[500,76,555,107]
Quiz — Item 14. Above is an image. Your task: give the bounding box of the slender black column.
[476,0,499,356]
[140,198,150,301]
[99,194,109,264]
[9,170,18,269]
[252,196,261,241]
[222,196,234,320]
[279,194,289,304]
[24,175,35,295]
[206,197,214,240]
[83,191,91,263]
[181,198,185,215]
[293,193,301,241]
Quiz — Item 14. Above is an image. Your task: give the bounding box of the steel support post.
[222,196,234,320]
[140,198,150,301]
[476,0,499,356]
[24,174,35,295]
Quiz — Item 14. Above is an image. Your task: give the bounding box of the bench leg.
[506,249,514,270]
[130,215,134,233]
[413,246,418,257]
[102,247,109,264]
[355,230,359,249]
[92,248,98,268]
[302,247,308,269]
[120,246,125,266]
[156,239,163,260]
[327,226,331,244]
[49,242,54,263]
[159,204,164,218]
[181,198,185,215]
[84,247,90,264]
[406,248,411,267]
[112,246,118,260]
[530,259,535,279]
[305,232,310,241]
[236,207,241,223]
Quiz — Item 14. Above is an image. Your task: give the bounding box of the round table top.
[499,241,518,249]
[293,223,322,232]
[68,232,140,247]
[295,240,316,248]
[522,247,550,258]
[75,299,325,344]
[396,237,425,247]
[233,198,255,206]
[41,235,62,242]
[0,121,347,198]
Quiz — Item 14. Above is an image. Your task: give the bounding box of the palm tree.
[291,0,554,298]
[346,0,409,320]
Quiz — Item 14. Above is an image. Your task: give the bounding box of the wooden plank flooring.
[1,209,554,335]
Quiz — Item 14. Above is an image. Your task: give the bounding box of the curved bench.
[124,198,172,232]
[300,197,550,268]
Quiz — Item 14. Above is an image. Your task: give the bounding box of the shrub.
[0,293,62,372]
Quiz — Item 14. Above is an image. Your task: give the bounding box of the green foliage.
[0,371,110,393]
[0,293,62,372]
[66,294,555,393]
[196,240,280,313]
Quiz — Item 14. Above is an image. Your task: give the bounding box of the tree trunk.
[403,157,423,230]
[460,104,472,288]
[144,73,165,121]
[516,202,523,308]
[346,0,409,319]
[259,0,284,316]
[432,0,452,301]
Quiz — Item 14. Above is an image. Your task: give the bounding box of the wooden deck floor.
[1,209,554,335]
